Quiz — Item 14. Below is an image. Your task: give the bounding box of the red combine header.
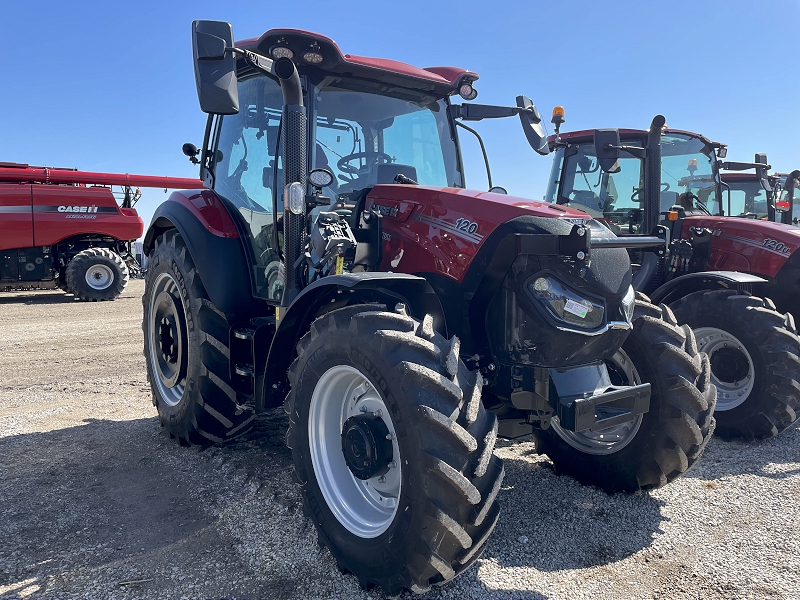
[0,162,205,300]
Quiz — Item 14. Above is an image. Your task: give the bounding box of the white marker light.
[286,182,305,215]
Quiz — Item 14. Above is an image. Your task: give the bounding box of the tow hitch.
[550,364,651,432]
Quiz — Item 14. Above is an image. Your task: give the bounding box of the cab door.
[0,184,33,250]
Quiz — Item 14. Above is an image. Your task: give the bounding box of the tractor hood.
[367,184,593,225]
[367,184,618,284]
[682,215,800,278]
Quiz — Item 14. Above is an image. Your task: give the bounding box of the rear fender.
[143,191,261,319]
[649,271,767,306]
[258,273,445,410]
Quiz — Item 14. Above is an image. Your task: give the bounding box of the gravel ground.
[0,279,798,599]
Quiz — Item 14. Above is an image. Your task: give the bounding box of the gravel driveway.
[1,280,798,599]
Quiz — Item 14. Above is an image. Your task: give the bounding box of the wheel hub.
[309,365,401,538]
[85,264,114,290]
[709,346,751,383]
[693,326,755,411]
[148,273,188,406]
[341,414,393,480]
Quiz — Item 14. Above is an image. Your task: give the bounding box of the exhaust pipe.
[274,57,307,306]
[632,115,666,294]
[642,115,666,236]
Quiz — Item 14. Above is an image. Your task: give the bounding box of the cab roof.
[236,29,478,96]
[548,128,718,148]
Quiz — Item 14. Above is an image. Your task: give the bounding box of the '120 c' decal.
[455,218,479,234]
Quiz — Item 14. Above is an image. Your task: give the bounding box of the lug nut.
[388,460,398,469]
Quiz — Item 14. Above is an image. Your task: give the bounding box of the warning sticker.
[564,298,590,319]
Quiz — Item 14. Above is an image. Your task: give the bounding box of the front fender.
[143,191,264,320]
[649,271,767,306]
[258,272,446,410]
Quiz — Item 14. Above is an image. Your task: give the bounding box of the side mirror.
[192,20,239,115]
[182,142,200,164]
[593,129,621,173]
[516,96,549,156]
[755,152,773,193]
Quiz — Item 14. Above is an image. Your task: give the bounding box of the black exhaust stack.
[632,115,666,294]
[274,57,307,306]
[642,115,666,236]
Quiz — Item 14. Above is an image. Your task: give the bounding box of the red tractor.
[0,163,203,300]
[720,169,800,223]
[547,115,800,441]
[142,21,715,594]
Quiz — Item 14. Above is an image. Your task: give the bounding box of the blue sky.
[3,1,798,234]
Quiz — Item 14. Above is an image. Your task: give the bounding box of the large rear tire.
[670,289,800,440]
[286,305,503,595]
[65,247,128,301]
[536,297,717,492]
[142,230,255,445]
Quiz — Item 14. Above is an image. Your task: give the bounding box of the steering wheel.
[336,151,393,179]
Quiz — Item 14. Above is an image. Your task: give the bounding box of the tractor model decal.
[723,233,793,257]
[372,203,400,218]
[762,238,792,255]
[413,213,484,244]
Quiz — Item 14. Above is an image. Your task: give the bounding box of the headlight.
[528,276,604,330]
[621,285,635,324]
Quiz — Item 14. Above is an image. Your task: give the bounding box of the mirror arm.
[451,103,530,122]
[719,160,773,172]
[455,121,493,190]
[608,144,646,159]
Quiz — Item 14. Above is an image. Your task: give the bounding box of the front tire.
[65,247,128,301]
[537,297,717,492]
[142,230,255,445]
[286,305,503,595]
[670,289,800,440]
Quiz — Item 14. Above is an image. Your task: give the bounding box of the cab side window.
[213,75,284,301]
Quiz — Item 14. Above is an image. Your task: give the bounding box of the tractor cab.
[187,26,553,304]
[546,128,723,234]
[722,170,800,223]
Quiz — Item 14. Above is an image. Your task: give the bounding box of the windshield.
[546,144,644,233]
[548,132,722,231]
[724,179,770,219]
[661,133,719,213]
[314,81,461,195]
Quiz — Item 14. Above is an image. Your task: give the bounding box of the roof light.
[270,38,294,60]
[303,42,323,64]
[459,82,478,101]
[551,106,565,126]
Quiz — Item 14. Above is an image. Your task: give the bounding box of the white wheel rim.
[309,365,400,538]
[148,272,187,407]
[550,349,644,455]
[85,264,114,290]
[693,326,755,411]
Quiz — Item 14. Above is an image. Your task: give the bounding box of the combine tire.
[670,289,800,440]
[65,247,129,301]
[537,296,717,492]
[143,230,255,445]
[286,305,503,595]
